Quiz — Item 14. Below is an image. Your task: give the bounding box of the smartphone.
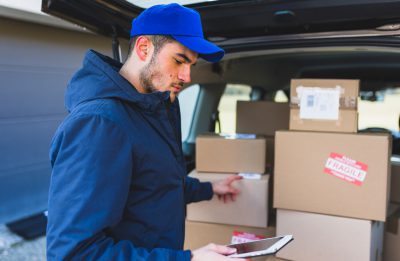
[227,235,293,258]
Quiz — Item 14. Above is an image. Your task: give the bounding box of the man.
[46,3,247,261]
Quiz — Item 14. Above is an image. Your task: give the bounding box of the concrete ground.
[0,225,45,261]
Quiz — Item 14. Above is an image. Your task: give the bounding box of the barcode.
[307,95,314,107]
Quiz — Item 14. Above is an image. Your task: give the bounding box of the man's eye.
[174,59,183,65]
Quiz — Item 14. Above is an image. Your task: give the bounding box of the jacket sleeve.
[46,114,191,261]
[184,176,213,204]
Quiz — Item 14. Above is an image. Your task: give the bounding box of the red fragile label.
[231,231,266,244]
[324,152,368,186]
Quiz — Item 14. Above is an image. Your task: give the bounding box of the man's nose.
[178,65,191,83]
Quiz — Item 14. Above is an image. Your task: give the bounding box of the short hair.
[127,35,175,59]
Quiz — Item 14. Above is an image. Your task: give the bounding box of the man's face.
[139,40,198,102]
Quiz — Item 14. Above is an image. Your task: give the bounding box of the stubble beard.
[139,54,159,94]
[138,53,183,102]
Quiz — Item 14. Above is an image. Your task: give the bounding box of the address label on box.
[231,231,266,244]
[298,86,340,120]
[324,152,368,186]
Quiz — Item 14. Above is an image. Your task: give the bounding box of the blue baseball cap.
[130,3,224,63]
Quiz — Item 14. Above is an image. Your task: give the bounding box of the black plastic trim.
[42,0,400,40]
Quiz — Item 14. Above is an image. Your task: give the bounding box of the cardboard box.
[391,162,400,203]
[196,133,266,174]
[276,209,384,261]
[274,131,391,221]
[185,221,278,261]
[236,101,290,136]
[187,170,270,227]
[290,108,358,133]
[290,79,359,133]
[236,101,288,168]
[383,204,400,261]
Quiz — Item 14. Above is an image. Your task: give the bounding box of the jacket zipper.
[165,100,187,246]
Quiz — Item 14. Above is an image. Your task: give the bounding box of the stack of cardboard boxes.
[185,78,396,260]
[184,101,290,260]
[235,100,290,226]
[185,133,275,251]
[274,79,392,261]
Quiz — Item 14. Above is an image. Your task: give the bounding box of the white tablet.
[227,235,293,258]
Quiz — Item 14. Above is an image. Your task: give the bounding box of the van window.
[217,84,251,133]
[359,88,400,131]
[179,84,200,141]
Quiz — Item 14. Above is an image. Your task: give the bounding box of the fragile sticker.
[324,152,368,186]
[231,231,266,244]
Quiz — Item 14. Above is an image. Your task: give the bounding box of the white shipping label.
[298,86,341,120]
[238,173,262,179]
[222,133,256,139]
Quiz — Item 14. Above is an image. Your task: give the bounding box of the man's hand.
[191,243,249,261]
[212,175,243,203]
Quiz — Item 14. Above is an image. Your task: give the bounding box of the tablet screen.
[229,236,283,254]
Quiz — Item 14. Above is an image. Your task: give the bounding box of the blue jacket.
[47,50,213,260]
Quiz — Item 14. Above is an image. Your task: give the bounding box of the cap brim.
[172,35,224,63]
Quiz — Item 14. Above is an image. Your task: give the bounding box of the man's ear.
[134,36,152,61]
